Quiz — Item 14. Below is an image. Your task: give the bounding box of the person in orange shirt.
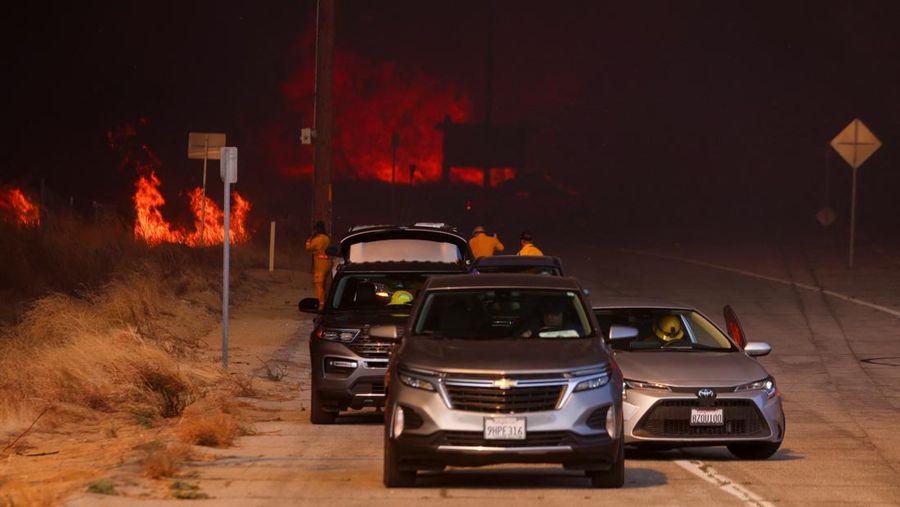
[305,220,332,308]
[468,225,504,258]
[517,231,544,256]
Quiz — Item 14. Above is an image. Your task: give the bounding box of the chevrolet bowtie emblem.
[494,378,516,390]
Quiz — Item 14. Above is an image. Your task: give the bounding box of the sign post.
[188,132,226,245]
[220,146,238,368]
[829,118,881,268]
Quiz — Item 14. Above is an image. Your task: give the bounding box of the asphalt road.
[69,240,900,506]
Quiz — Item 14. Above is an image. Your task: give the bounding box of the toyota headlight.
[734,377,777,398]
[316,328,360,343]
[624,380,671,391]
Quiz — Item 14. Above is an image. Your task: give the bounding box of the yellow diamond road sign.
[830,118,881,170]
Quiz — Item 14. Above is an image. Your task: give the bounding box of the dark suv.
[472,255,565,276]
[379,274,625,487]
[299,224,472,424]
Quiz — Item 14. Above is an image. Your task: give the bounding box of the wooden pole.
[269,221,276,272]
[313,0,335,234]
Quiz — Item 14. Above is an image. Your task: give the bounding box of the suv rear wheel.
[383,431,416,487]
[727,441,781,460]
[309,390,337,424]
[586,435,624,488]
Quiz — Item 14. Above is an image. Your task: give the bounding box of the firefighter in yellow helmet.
[517,231,544,256]
[469,225,504,258]
[654,315,685,343]
[388,290,414,306]
[304,220,332,309]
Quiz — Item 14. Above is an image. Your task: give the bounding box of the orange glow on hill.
[0,188,40,227]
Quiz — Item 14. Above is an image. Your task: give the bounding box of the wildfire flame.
[133,171,251,246]
[276,45,484,185]
[0,188,40,227]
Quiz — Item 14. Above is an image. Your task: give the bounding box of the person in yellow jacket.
[469,225,504,258]
[305,221,332,308]
[517,231,544,256]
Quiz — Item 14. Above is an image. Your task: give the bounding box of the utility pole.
[313,0,335,234]
[483,0,496,187]
[391,131,399,221]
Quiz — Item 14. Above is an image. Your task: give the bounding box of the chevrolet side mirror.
[608,325,639,340]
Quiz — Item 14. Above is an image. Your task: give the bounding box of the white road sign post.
[830,118,881,269]
[188,132,227,246]
[220,146,238,368]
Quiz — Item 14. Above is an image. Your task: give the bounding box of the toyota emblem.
[697,388,716,399]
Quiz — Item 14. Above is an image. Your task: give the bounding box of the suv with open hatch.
[298,224,472,424]
[378,274,626,488]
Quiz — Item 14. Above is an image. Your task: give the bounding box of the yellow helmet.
[388,290,414,306]
[654,315,684,342]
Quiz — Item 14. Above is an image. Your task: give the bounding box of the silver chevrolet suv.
[378,274,625,488]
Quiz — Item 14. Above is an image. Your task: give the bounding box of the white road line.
[619,248,900,318]
[675,460,774,507]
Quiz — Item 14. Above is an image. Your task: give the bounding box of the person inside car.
[387,290,414,306]
[653,314,686,345]
[518,300,577,338]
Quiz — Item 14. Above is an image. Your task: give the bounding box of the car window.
[413,289,593,339]
[594,308,735,351]
[330,273,428,311]
[348,239,463,263]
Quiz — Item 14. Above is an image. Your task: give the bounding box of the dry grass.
[139,440,193,479]
[0,215,267,503]
[177,407,241,448]
[0,238,223,427]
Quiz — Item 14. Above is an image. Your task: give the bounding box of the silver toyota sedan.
[593,301,785,459]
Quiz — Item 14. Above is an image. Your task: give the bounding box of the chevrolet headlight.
[317,328,360,343]
[398,371,436,392]
[574,374,610,392]
[734,377,777,398]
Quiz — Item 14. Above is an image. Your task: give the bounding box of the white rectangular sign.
[220,147,238,183]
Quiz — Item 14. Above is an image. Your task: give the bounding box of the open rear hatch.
[339,225,473,265]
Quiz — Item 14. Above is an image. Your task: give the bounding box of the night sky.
[3,1,900,236]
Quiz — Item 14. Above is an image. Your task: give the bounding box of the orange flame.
[133,171,251,246]
[0,188,41,227]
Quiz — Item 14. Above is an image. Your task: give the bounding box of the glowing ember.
[0,188,40,227]
[133,171,251,246]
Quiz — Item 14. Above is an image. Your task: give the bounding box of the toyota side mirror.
[609,325,639,340]
[298,298,321,313]
[744,341,771,357]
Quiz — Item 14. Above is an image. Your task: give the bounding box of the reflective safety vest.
[517,242,544,256]
[469,233,505,258]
